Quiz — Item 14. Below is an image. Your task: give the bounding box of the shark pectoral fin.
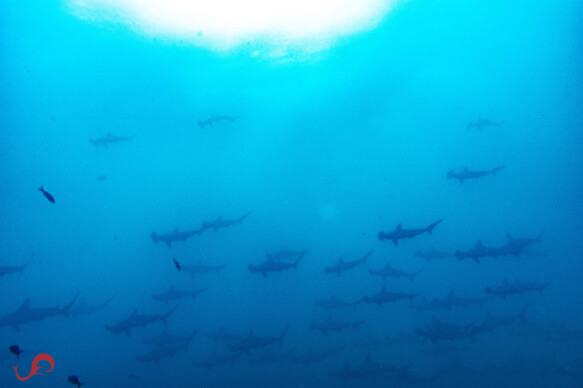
[393,239,398,246]
[262,272,267,278]
[165,241,171,248]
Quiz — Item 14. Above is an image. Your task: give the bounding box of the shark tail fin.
[239,211,252,222]
[426,219,443,234]
[490,166,505,174]
[20,253,34,272]
[64,291,80,317]
[279,322,291,344]
[100,295,117,310]
[163,306,178,324]
[361,250,373,263]
[293,250,308,269]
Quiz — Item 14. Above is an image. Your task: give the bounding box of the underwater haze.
[1,0,582,387]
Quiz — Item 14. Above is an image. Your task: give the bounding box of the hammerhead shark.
[229,323,290,354]
[197,115,239,128]
[324,250,373,275]
[90,132,136,147]
[368,262,421,281]
[466,118,503,130]
[360,286,420,307]
[310,317,365,335]
[447,166,504,183]
[136,330,196,363]
[0,253,34,277]
[151,286,204,304]
[0,292,79,331]
[182,261,229,276]
[69,295,116,318]
[378,220,442,245]
[200,212,251,232]
[248,250,308,277]
[151,227,203,247]
[105,306,177,336]
[485,279,549,299]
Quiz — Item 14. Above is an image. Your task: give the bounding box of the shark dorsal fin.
[174,227,179,233]
[339,258,344,263]
[448,290,454,298]
[506,233,513,241]
[396,224,402,230]
[131,309,138,317]
[463,167,468,172]
[365,353,372,363]
[432,317,441,327]
[475,240,483,248]
[503,279,509,285]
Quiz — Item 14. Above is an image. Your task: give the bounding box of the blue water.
[1,0,582,387]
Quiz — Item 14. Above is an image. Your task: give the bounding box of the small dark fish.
[38,186,55,203]
[96,175,107,181]
[128,374,140,379]
[9,345,22,359]
[68,375,84,387]
[173,257,181,271]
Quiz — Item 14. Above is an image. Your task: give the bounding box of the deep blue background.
[1,0,582,386]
